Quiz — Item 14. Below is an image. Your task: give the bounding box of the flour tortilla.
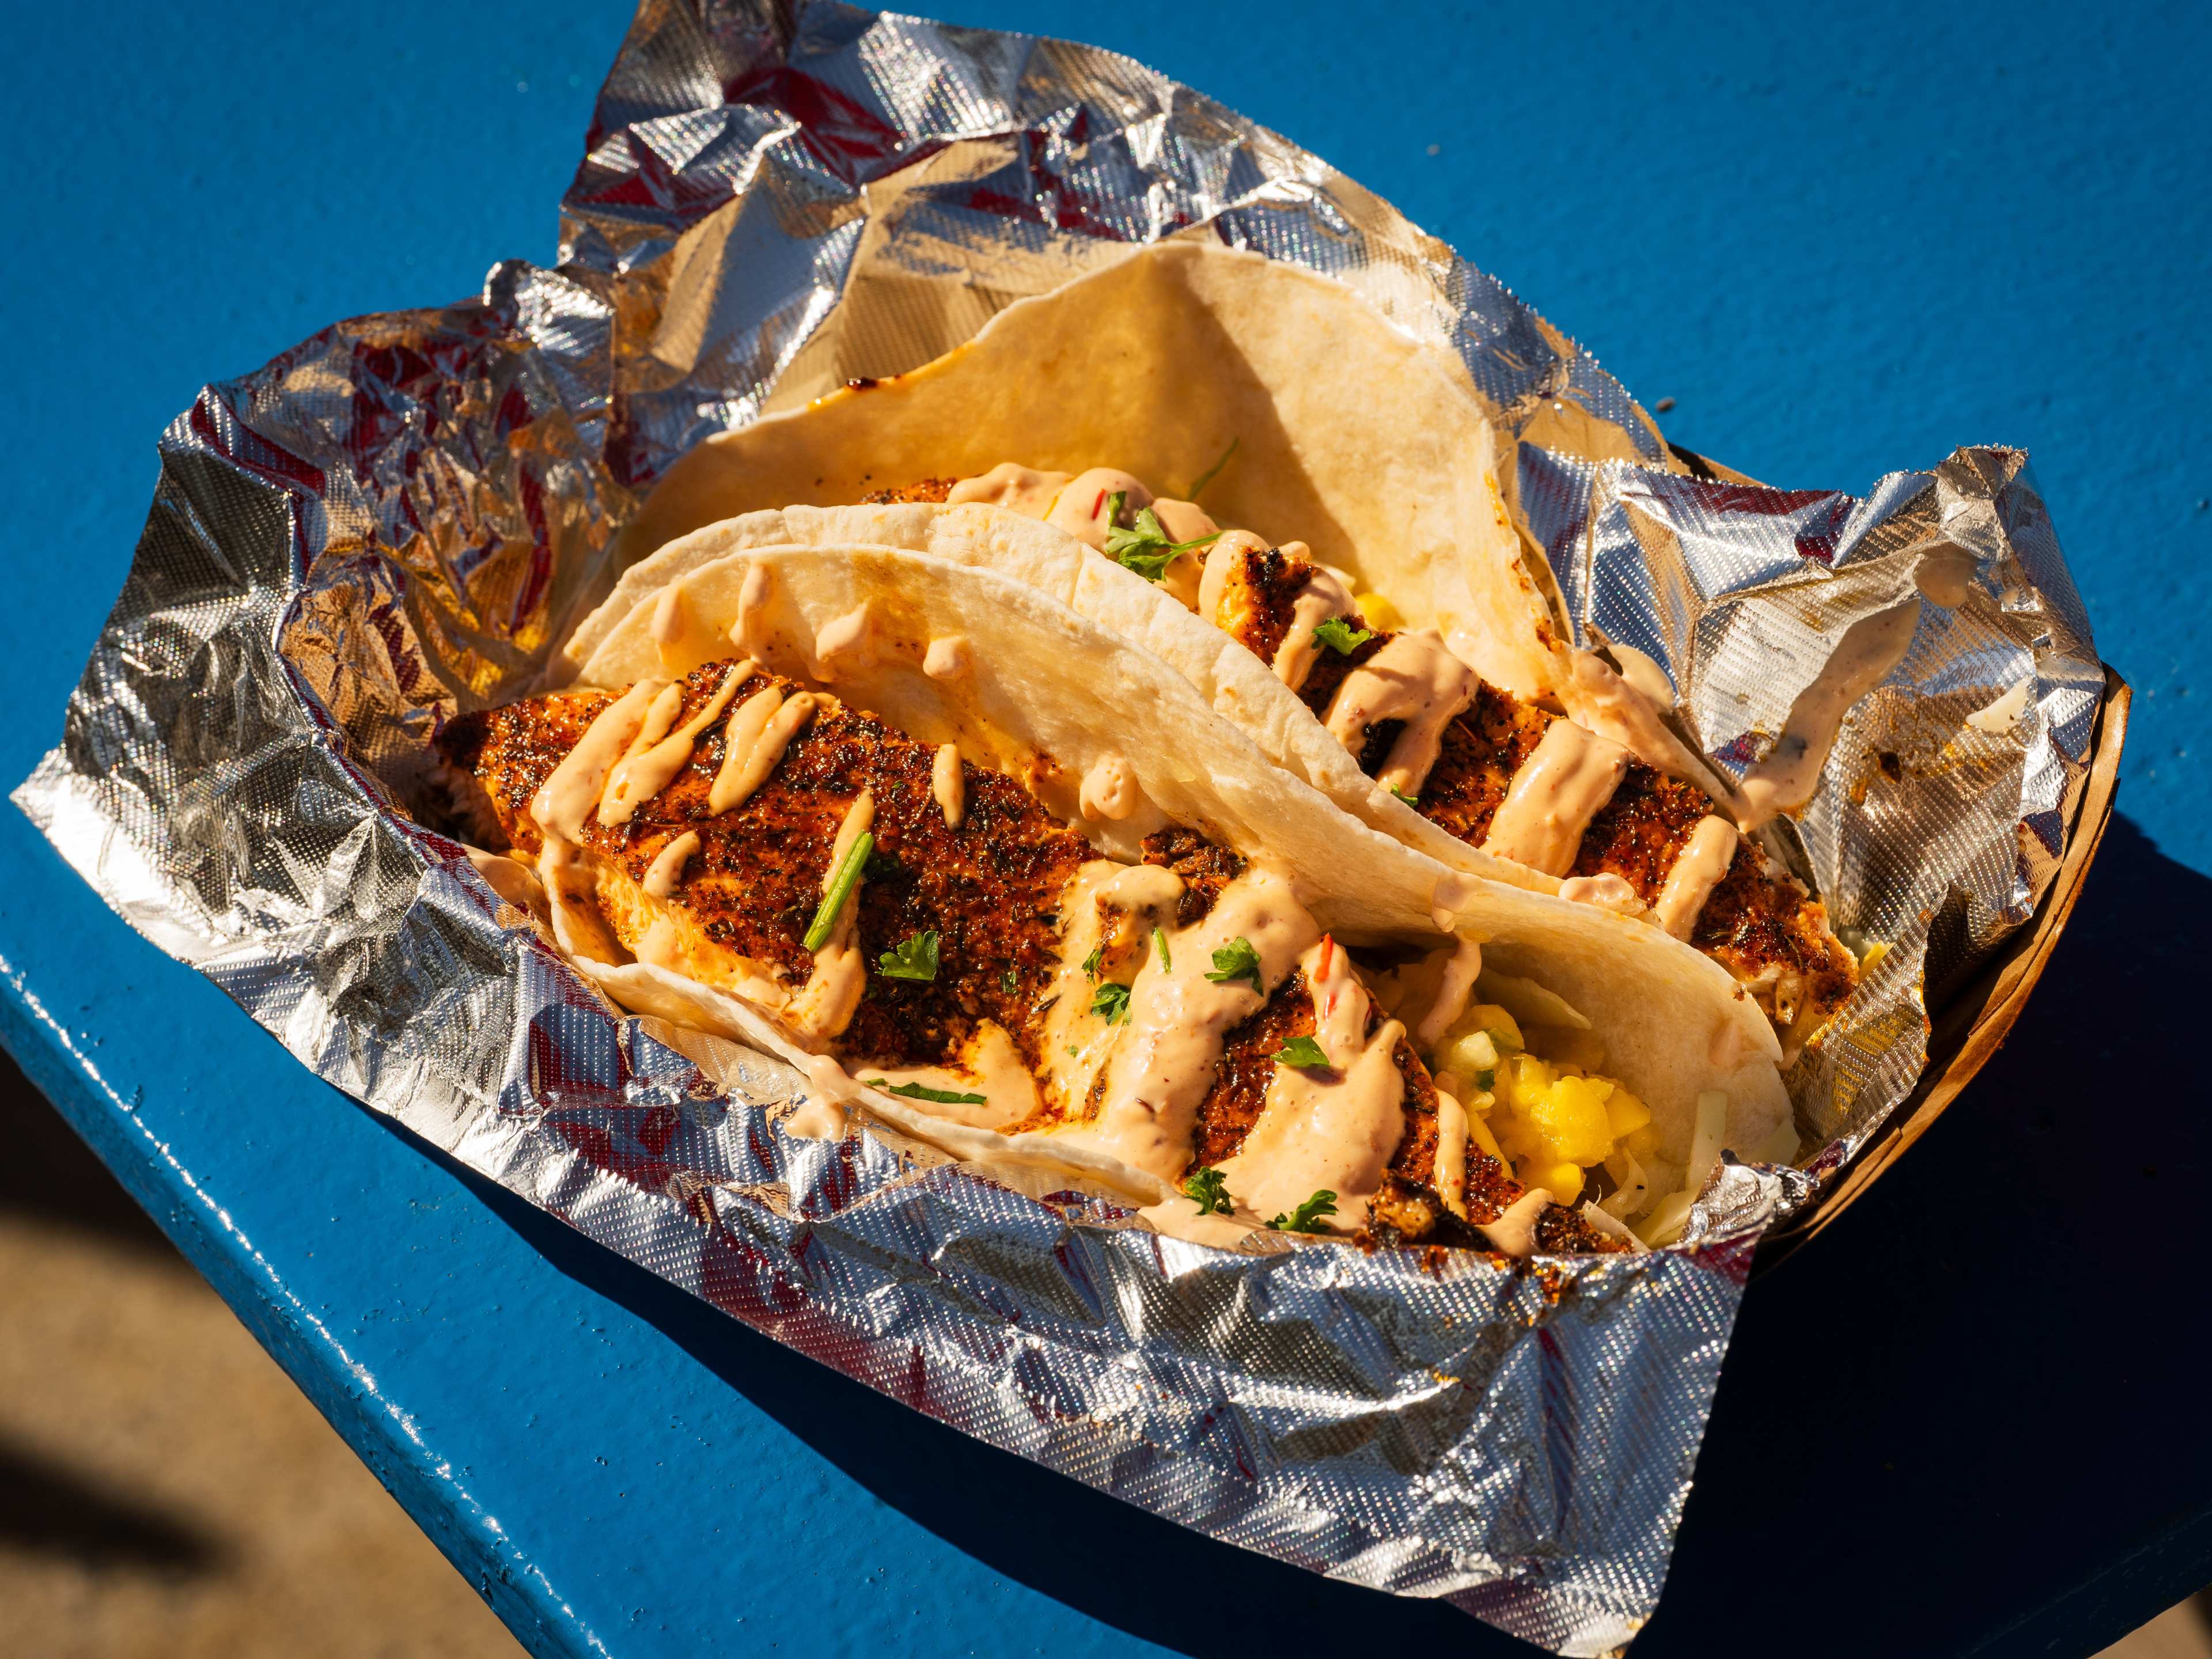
[575,541,1786,1196]
[612,238,1567,702]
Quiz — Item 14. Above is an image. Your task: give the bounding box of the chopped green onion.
[1185,436,1240,501]
[864,1078,987,1107]
[802,831,874,952]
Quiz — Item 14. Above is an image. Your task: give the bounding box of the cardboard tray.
[1661,447,2131,1271]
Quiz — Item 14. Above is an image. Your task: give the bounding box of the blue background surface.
[2,3,2207,1656]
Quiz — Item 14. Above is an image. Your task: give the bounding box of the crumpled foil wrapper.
[12,2,2102,1652]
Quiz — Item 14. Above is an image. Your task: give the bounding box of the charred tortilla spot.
[860,477,955,505]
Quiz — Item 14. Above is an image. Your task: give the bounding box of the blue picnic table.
[3,2,2207,1654]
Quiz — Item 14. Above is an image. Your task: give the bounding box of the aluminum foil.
[12,2,2102,1652]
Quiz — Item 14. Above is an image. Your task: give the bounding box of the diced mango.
[1529,1073,1618,1166]
[1458,1002,1522,1053]
[1434,1026,1500,1085]
[1354,592,1404,631]
[1434,1004,1663,1217]
[1522,1159,1585,1205]
[1604,1086,1652,1139]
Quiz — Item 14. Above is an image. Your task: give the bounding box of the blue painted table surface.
[3,2,2207,1656]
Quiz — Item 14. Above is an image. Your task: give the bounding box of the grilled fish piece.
[437,659,1620,1252]
[1207,539,1858,1041]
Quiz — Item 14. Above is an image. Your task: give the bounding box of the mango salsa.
[1429,1000,1653,1210]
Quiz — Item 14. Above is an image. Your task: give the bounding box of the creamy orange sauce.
[1271,564,1360,692]
[1557,872,1645,919]
[1037,861,1182,1118]
[1479,718,1629,875]
[650,585,691,672]
[732,561,774,653]
[861,1021,1038,1131]
[1150,497,1218,546]
[529,679,668,843]
[922,634,971,680]
[1476,1187,1553,1256]
[1214,934,1408,1230]
[931,743,964,828]
[1738,600,1918,825]
[1433,1085,1470,1219]
[948,462,1072,520]
[1914,544,1977,609]
[787,1054,854,1141]
[1653,816,1738,939]
[1077,753,1141,821]
[812,601,876,679]
[600,661,751,827]
[789,788,873,1042]
[1559,646,1725,798]
[1321,629,1477,798]
[707,683,817,815]
[465,846,546,915]
[642,830,701,899]
[1081,864,1317,1183]
[1044,467,1152,549]
[1370,934,1482,1051]
[1966,680,2030,734]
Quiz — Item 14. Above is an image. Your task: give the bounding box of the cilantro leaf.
[1312,615,1374,656]
[1082,945,1103,980]
[1152,925,1172,971]
[1204,937,1263,993]
[864,1078,988,1107]
[1091,981,1132,1024]
[1103,504,1221,582]
[1268,1190,1339,1234]
[1272,1035,1331,1071]
[876,930,940,982]
[1182,1165,1233,1216]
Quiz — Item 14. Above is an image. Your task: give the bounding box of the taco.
[445,543,1791,1251]
[591,242,1858,1055]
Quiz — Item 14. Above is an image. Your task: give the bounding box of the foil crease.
[12,2,2100,1653]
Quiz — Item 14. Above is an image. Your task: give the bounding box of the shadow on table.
[0,1053,232,1580]
[427,811,2212,1659]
